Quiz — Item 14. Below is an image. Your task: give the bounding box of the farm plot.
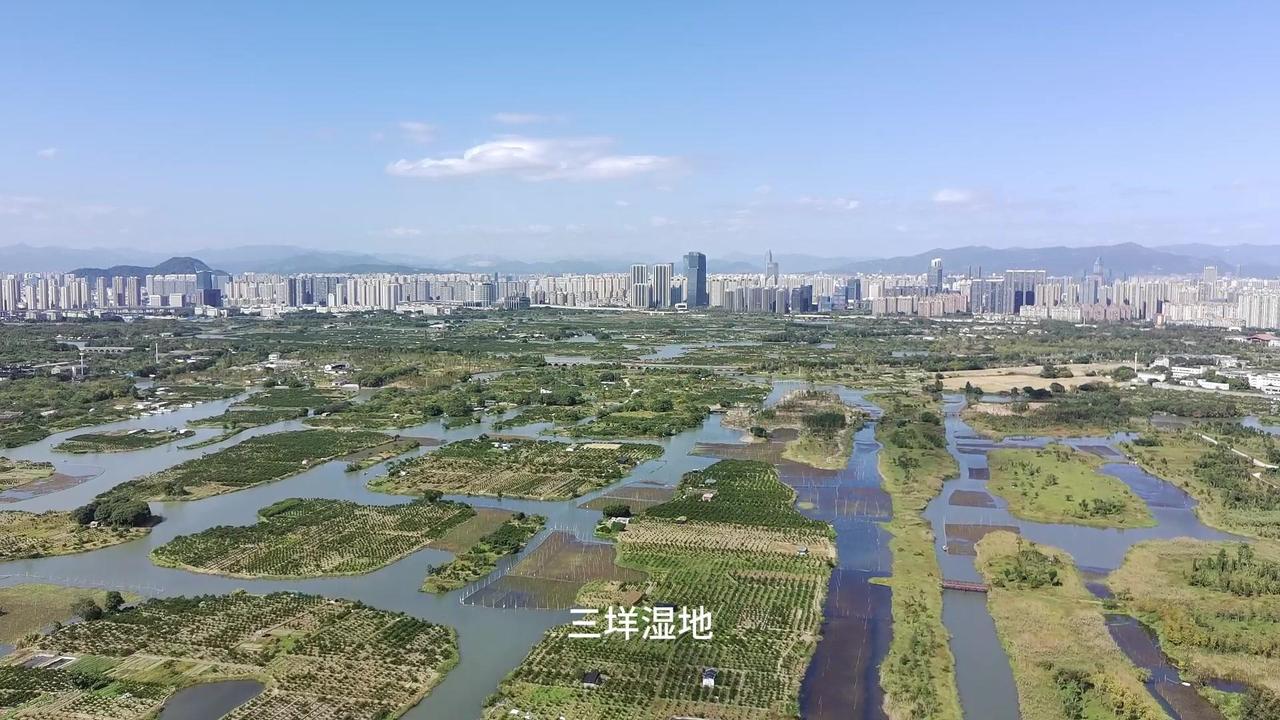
[54,428,193,454]
[485,524,832,719]
[723,388,863,470]
[1,592,459,720]
[485,456,835,720]
[645,459,830,532]
[466,531,646,609]
[579,484,675,513]
[103,429,390,502]
[0,510,148,561]
[371,437,663,500]
[152,497,475,578]
[423,513,546,593]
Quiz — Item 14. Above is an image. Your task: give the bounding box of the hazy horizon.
[3,3,1277,258]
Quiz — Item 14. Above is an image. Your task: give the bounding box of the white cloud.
[932,188,975,205]
[492,112,558,125]
[754,184,772,195]
[649,215,674,227]
[614,199,631,207]
[398,121,436,144]
[385,226,422,238]
[387,137,679,181]
[36,147,59,159]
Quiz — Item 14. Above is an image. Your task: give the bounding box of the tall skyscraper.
[929,257,944,292]
[651,263,674,308]
[629,263,651,308]
[765,250,779,284]
[683,252,707,307]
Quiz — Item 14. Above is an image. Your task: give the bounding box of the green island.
[1124,426,1280,539]
[962,385,1246,440]
[724,387,864,470]
[151,496,476,578]
[975,531,1166,720]
[53,428,194,454]
[97,429,392,502]
[0,584,139,646]
[0,457,57,490]
[0,510,149,561]
[1109,539,1280,711]
[485,459,834,720]
[371,436,663,501]
[0,591,458,720]
[191,385,350,430]
[988,444,1155,528]
[422,512,546,593]
[874,391,964,720]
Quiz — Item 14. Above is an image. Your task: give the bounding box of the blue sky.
[2,1,1277,260]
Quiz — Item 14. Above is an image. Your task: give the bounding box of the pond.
[156,680,264,720]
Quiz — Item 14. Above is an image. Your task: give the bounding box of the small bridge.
[941,580,989,593]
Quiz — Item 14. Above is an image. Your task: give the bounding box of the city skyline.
[3,3,1278,257]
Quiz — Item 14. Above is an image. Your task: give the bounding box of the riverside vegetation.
[724,388,864,470]
[1110,539,1280,710]
[874,391,963,720]
[976,532,1166,720]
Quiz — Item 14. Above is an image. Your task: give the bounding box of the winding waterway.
[926,394,1244,719]
[0,380,1255,719]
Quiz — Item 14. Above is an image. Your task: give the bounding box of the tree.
[601,503,632,518]
[103,591,125,613]
[71,597,103,622]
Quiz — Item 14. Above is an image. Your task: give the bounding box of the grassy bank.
[874,391,963,720]
[975,532,1166,720]
[1123,429,1280,539]
[988,444,1155,528]
[1109,539,1280,697]
[0,457,56,489]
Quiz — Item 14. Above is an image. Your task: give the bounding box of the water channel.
[0,381,1259,718]
[926,393,1246,719]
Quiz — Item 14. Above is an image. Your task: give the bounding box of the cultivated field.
[422,513,545,593]
[1,592,458,720]
[54,428,193,454]
[372,437,663,500]
[152,497,475,578]
[0,510,148,561]
[484,460,834,719]
[107,429,391,502]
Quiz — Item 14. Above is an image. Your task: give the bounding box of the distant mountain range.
[826,242,1280,278]
[1,241,1277,278]
[70,257,225,283]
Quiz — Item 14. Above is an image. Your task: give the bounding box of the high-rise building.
[683,251,708,307]
[765,250,779,284]
[1004,270,1047,314]
[629,263,651,308]
[651,263,674,308]
[929,257,944,292]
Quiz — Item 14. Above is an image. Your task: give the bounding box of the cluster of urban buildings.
[4,252,1280,331]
